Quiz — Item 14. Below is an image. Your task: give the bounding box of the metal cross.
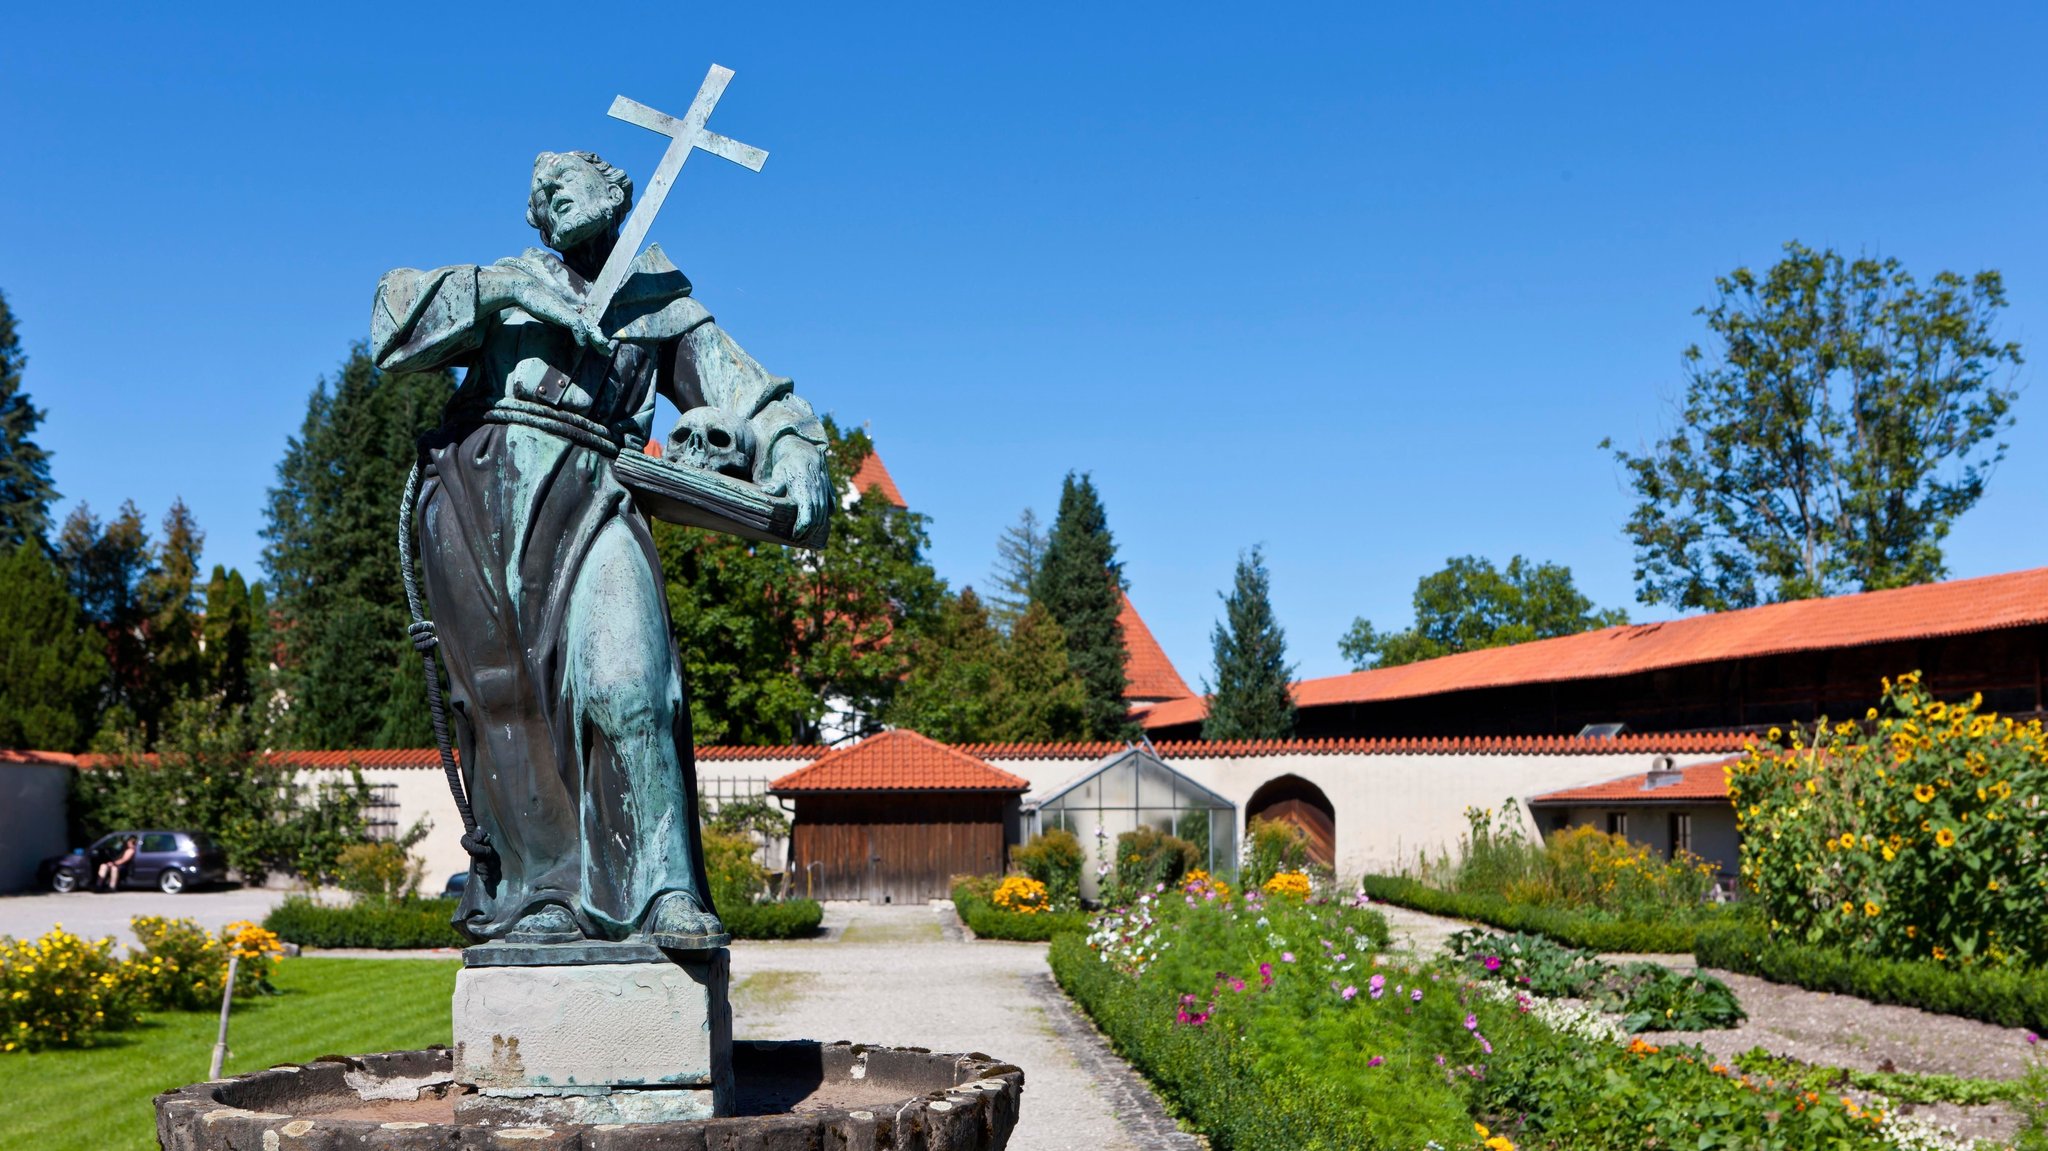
[584,64,769,321]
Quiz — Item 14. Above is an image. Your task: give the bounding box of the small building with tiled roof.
[770,729,1026,902]
[1118,590,1194,708]
[1528,756,1742,882]
[1143,566,2048,742]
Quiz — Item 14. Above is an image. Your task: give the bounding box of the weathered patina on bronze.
[375,67,830,951]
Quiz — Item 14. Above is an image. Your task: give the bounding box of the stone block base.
[452,949,732,1120]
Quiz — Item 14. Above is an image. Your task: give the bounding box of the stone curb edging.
[1026,970,1207,1150]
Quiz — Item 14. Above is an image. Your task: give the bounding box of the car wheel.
[51,870,78,894]
[159,870,187,895]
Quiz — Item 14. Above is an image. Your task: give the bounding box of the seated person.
[98,836,136,892]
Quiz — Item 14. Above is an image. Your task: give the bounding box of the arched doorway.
[1246,775,1335,869]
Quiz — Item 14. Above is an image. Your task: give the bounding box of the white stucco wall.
[999,749,1738,881]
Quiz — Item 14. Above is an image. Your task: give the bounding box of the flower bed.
[1054,872,1947,1149]
[1360,874,1724,954]
[1447,928,1745,1033]
[1695,921,2048,1034]
[951,883,1091,942]
[1,919,284,1051]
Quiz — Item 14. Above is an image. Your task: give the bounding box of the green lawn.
[2,957,459,1151]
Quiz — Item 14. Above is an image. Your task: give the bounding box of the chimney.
[1643,755,1682,790]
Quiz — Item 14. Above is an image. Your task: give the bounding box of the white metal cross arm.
[584,64,770,322]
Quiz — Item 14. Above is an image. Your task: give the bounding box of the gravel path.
[730,901,1194,1151]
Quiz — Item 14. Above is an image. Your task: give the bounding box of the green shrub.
[1362,874,1721,953]
[1240,817,1311,889]
[1694,921,2048,1033]
[1013,828,1084,909]
[1448,928,1744,1033]
[264,896,467,949]
[722,899,823,940]
[0,927,140,1051]
[1110,826,1199,904]
[333,839,425,902]
[952,885,1092,942]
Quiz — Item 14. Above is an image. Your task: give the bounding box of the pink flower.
[1259,963,1274,987]
[1341,985,1358,1001]
[1281,952,1296,964]
[1366,1055,1384,1067]
[2029,1033,2041,1045]
[1479,1036,1493,1054]
[1464,1014,1479,1031]
[1368,974,1386,999]
[1410,988,1423,1002]
[1483,956,1502,972]
[1229,977,1246,992]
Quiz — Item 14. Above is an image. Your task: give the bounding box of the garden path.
[1368,898,2036,1143]
[729,901,1198,1151]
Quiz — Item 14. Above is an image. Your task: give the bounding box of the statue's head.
[527,151,633,252]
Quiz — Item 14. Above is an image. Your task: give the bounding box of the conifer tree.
[0,543,107,750]
[0,290,57,550]
[990,601,1089,742]
[1031,472,1129,739]
[885,587,1003,744]
[1202,545,1295,741]
[56,500,155,731]
[201,565,262,708]
[986,508,1046,633]
[140,498,206,727]
[263,345,454,748]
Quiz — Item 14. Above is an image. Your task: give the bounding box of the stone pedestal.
[452,943,733,1123]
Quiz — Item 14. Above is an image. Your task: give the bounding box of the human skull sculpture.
[667,406,756,478]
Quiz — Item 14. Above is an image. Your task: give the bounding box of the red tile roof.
[642,439,664,458]
[0,749,78,767]
[848,451,906,509]
[1528,757,1739,805]
[260,747,829,769]
[1142,566,2048,729]
[1119,590,1194,703]
[770,729,1028,793]
[958,732,1748,760]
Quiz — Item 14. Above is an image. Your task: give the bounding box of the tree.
[1605,242,2022,611]
[263,346,454,748]
[886,587,1004,743]
[56,500,155,728]
[0,544,106,750]
[1202,545,1295,740]
[656,523,814,745]
[986,507,1047,633]
[201,565,263,708]
[139,498,206,727]
[1340,555,1627,670]
[1031,472,1130,739]
[0,290,57,550]
[989,600,1089,742]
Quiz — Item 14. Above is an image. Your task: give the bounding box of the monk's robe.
[372,243,824,942]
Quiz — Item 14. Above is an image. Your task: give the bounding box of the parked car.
[440,872,468,900]
[38,830,229,894]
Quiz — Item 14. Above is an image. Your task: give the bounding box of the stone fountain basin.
[154,1041,1024,1150]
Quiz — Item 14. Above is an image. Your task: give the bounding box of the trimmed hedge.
[265,897,466,949]
[952,887,1092,942]
[1360,875,1717,954]
[723,899,824,940]
[266,895,824,948]
[1047,933,1378,1148]
[1693,922,2048,1034]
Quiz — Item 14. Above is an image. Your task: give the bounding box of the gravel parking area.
[0,886,291,949]
[731,901,1190,1151]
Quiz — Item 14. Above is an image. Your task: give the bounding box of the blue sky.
[4,3,2043,683]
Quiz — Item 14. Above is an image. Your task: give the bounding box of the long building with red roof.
[1142,566,2048,741]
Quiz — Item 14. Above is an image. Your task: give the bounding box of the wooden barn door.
[1246,775,1337,869]
[791,794,1011,903]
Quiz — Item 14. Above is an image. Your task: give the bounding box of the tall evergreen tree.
[1031,472,1129,739]
[0,290,57,550]
[1202,545,1295,741]
[0,543,107,750]
[986,507,1046,633]
[989,600,1089,742]
[885,587,1003,744]
[140,498,206,727]
[263,345,454,748]
[56,500,154,729]
[201,565,261,708]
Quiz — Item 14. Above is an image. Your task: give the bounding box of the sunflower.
[1935,827,1956,848]
[1913,784,1936,803]
[1864,901,1880,917]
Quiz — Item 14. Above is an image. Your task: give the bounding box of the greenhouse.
[1026,747,1237,899]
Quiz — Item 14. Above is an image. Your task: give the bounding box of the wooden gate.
[1246,775,1337,869]
[789,793,1010,902]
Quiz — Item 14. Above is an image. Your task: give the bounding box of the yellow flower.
[1864,902,1879,917]
[1934,828,1956,848]
[1475,1123,1491,1138]
[1905,925,1917,939]
[1932,946,1948,961]
[1913,784,1936,803]
[1837,832,1856,850]
[1485,1138,1517,1151]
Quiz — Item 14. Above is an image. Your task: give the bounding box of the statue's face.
[533,157,623,250]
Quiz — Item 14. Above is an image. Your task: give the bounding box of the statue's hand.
[761,443,831,545]
[511,273,615,355]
